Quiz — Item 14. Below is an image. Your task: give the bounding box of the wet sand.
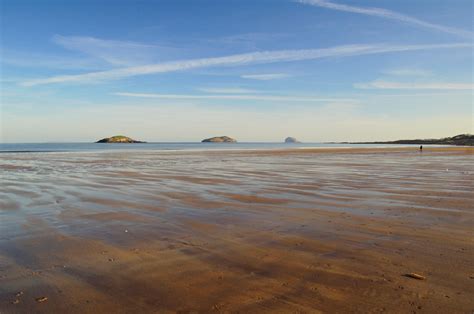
[0,147,473,313]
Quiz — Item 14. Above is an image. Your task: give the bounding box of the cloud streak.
[354,80,474,90]
[196,87,258,94]
[22,42,472,86]
[241,73,290,80]
[1,50,105,70]
[52,35,175,66]
[114,92,355,102]
[296,0,474,39]
[383,68,432,77]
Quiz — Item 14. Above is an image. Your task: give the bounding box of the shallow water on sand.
[0,148,473,313]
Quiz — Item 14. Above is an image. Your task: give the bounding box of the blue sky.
[1,0,473,142]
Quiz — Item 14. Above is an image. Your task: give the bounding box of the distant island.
[285,137,301,143]
[346,134,473,146]
[202,136,237,143]
[96,135,146,143]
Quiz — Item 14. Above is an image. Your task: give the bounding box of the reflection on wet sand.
[1,147,473,313]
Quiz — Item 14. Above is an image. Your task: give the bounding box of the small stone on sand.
[36,296,48,303]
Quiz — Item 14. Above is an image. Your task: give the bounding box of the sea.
[0,142,428,153]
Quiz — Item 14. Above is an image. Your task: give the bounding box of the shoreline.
[1,145,472,155]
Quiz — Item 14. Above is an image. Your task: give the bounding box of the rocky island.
[201,136,237,143]
[96,135,146,143]
[284,137,301,143]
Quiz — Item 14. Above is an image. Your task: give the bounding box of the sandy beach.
[0,147,473,313]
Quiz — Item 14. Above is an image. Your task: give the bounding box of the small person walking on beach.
[419,145,423,151]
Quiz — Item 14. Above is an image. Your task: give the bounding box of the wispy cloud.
[196,87,258,94]
[241,73,290,80]
[113,92,355,102]
[1,50,105,70]
[357,92,472,98]
[383,68,432,77]
[296,0,474,39]
[205,32,290,50]
[52,35,162,66]
[22,42,472,86]
[354,80,474,90]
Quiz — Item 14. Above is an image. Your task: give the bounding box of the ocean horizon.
[0,142,432,153]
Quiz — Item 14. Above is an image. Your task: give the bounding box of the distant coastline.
[332,134,473,146]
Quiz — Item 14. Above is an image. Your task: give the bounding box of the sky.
[0,0,473,143]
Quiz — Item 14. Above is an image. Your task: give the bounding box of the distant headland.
[201,136,237,143]
[96,135,146,143]
[343,134,473,146]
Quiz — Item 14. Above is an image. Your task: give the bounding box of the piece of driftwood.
[405,273,426,280]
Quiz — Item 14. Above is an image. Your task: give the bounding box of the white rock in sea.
[284,137,300,143]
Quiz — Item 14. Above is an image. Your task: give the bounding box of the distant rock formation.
[285,137,300,143]
[96,135,146,143]
[350,134,473,146]
[201,136,237,143]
